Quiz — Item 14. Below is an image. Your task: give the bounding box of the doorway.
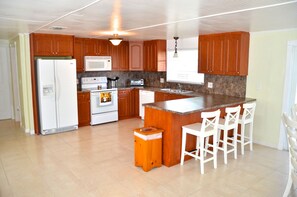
[278,40,297,150]
[0,41,12,120]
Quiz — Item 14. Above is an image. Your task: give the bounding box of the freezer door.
[37,59,57,131]
[55,60,78,128]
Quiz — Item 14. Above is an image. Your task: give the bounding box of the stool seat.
[238,102,256,155]
[216,106,241,164]
[180,109,221,174]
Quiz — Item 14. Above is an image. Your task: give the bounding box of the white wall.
[246,29,297,148]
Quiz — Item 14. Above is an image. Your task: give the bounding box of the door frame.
[278,40,297,150]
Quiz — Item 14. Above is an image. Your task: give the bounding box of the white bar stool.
[216,106,241,164]
[292,104,297,121]
[238,102,256,155]
[180,109,221,174]
[282,113,297,197]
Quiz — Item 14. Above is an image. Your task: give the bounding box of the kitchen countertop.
[144,94,256,115]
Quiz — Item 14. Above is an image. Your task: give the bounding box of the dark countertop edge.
[144,97,256,115]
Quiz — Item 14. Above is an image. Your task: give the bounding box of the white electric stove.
[81,77,118,125]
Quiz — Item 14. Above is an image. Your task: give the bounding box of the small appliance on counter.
[107,77,119,88]
[130,79,144,87]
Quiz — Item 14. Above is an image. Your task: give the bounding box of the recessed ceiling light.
[50,26,67,30]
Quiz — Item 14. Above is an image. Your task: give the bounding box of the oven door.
[91,90,118,114]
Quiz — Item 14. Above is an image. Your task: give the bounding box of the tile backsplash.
[77,71,246,97]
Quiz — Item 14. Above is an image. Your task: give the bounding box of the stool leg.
[204,136,209,157]
[249,122,253,151]
[223,129,228,164]
[283,174,293,197]
[196,136,200,159]
[241,123,245,155]
[180,131,186,165]
[233,128,238,159]
[213,132,217,169]
[200,136,205,174]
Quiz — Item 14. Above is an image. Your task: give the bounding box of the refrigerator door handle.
[54,63,60,128]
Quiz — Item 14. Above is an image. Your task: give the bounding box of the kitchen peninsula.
[144,94,256,167]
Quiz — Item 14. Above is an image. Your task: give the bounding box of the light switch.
[208,82,213,89]
[160,78,165,83]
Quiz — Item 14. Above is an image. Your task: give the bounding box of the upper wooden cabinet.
[84,38,110,56]
[110,41,129,71]
[198,32,250,76]
[129,42,143,71]
[143,40,166,72]
[74,38,84,72]
[32,33,74,56]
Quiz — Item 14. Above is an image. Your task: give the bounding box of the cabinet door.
[154,92,166,102]
[111,41,129,71]
[129,42,143,71]
[77,92,90,127]
[33,34,55,56]
[211,34,225,75]
[74,38,84,72]
[198,35,212,73]
[156,40,166,72]
[118,90,130,120]
[84,38,96,56]
[54,35,74,56]
[225,32,249,76]
[132,88,139,117]
[97,40,110,56]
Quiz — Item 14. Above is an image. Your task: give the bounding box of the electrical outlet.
[208,82,213,88]
[160,78,165,83]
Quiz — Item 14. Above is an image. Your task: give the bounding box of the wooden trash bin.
[134,127,163,172]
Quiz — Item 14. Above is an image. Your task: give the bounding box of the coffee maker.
[107,77,119,88]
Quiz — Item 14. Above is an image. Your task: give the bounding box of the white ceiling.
[0,0,297,41]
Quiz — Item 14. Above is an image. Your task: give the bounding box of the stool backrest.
[201,109,221,133]
[292,104,297,121]
[242,102,256,123]
[225,106,241,128]
[282,113,297,184]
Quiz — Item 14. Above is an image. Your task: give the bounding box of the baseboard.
[253,139,278,149]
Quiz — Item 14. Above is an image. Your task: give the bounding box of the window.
[166,37,204,84]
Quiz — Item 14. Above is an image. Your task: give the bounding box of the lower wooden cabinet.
[77,92,90,127]
[154,91,191,102]
[118,88,139,120]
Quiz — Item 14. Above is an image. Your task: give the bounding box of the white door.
[0,42,12,120]
[55,59,78,128]
[37,59,57,131]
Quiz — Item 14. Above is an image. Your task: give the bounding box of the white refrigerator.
[37,59,78,135]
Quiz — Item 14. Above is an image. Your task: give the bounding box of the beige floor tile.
[0,119,290,196]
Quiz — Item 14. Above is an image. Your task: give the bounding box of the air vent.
[50,26,67,30]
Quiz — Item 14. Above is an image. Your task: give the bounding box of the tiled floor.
[0,118,292,197]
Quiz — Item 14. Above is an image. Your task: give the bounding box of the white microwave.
[84,56,112,71]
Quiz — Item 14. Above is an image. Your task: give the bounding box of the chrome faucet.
[178,83,182,91]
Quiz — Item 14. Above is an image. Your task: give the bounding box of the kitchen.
[0,0,297,196]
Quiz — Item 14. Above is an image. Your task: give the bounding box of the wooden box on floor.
[134,127,163,172]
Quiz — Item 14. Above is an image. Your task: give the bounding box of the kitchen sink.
[160,88,193,94]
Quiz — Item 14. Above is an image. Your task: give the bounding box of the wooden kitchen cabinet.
[118,88,139,120]
[129,41,143,71]
[198,31,249,76]
[77,91,90,127]
[84,38,110,56]
[74,37,84,72]
[143,40,166,72]
[154,91,191,102]
[32,33,74,56]
[110,41,129,71]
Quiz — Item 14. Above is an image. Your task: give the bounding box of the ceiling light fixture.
[109,34,122,46]
[173,37,179,58]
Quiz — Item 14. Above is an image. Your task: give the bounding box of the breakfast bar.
[144,94,256,167]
